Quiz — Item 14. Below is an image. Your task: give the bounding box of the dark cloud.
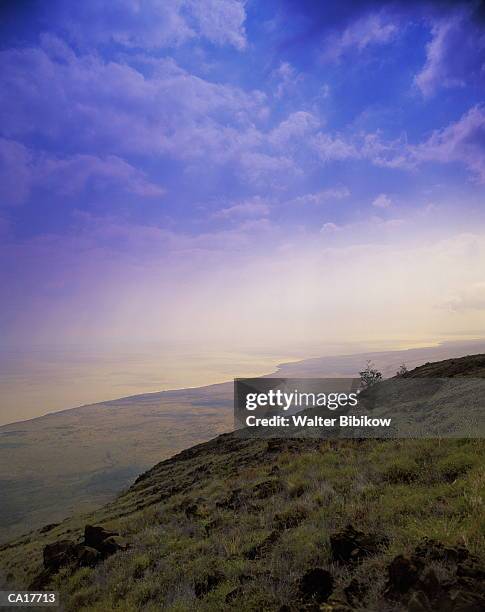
[282,1,485,28]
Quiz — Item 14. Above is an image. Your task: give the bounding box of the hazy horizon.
[2,336,484,426]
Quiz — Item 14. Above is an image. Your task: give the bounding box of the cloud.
[0,139,32,206]
[372,193,392,208]
[415,10,485,96]
[307,104,485,184]
[0,139,164,205]
[311,130,405,167]
[413,105,485,182]
[0,37,266,161]
[38,154,165,198]
[214,197,270,219]
[320,222,340,233]
[323,11,398,61]
[186,0,247,50]
[271,62,304,98]
[312,132,359,162]
[269,111,320,147]
[281,1,485,95]
[292,187,350,205]
[53,0,247,50]
[444,282,485,311]
[237,151,297,185]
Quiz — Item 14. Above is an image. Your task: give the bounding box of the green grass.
[1,436,483,611]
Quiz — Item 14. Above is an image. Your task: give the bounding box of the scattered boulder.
[384,540,485,610]
[385,555,423,596]
[413,538,470,564]
[98,535,128,557]
[76,545,102,568]
[39,522,60,534]
[35,523,128,587]
[83,524,127,558]
[184,503,199,518]
[84,524,118,549]
[330,525,388,565]
[43,540,80,572]
[299,568,334,604]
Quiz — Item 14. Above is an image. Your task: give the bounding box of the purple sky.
[0,0,484,354]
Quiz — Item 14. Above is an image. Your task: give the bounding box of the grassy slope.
[0,355,484,610]
[0,383,233,543]
[2,341,484,544]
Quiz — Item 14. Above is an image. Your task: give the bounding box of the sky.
[1,0,485,359]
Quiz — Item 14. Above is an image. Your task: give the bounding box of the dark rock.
[330,525,388,565]
[385,555,423,597]
[420,568,442,599]
[84,524,118,549]
[449,588,485,611]
[299,568,334,603]
[76,545,102,568]
[97,535,128,556]
[456,560,485,581]
[384,542,485,611]
[43,540,79,572]
[184,503,199,517]
[413,538,470,564]
[39,523,60,534]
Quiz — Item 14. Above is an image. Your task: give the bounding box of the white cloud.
[324,11,398,62]
[0,140,164,205]
[214,197,270,219]
[413,105,485,182]
[272,62,304,98]
[444,282,485,311]
[292,187,350,205]
[0,139,32,206]
[56,0,247,50]
[372,193,392,208]
[38,154,165,198]
[269,111,320,147]
[320,222,340,232]
[186,0,247,50]
[0,38,266,162]
[415,11,484,97]
[312,132,358,162]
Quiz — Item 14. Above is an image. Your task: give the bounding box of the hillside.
[1,340,484,544]
[1,354,484,610]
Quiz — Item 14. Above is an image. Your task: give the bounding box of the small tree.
[359,360,382,390]
[396,363,408,377]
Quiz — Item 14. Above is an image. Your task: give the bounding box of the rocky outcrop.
[30,524,128,589]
